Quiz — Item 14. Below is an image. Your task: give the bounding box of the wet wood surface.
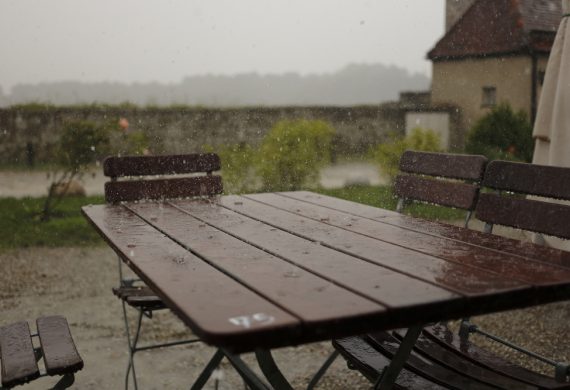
[82,191,570,352]
[36,316,84,376]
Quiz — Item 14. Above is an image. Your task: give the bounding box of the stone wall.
[0,105,408,166]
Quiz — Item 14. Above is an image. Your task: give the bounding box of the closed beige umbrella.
[533,0,570,166]
[532,0,570,248]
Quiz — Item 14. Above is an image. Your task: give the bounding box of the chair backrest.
[476,160,570,239]
[394,151,488,217]
[103,153,223,203]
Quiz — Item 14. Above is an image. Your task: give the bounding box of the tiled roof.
[428,0,561,60]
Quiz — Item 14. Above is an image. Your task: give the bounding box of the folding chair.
[103,153,224,390]
[0,316,83,390]
[458,159,570,382]
[307,150,488,389]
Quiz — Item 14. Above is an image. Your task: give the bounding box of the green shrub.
[256,120,335,191]
[372,128,442,181]
[205,143,258,194]
[58,120,111,172]
[465,103,533,162]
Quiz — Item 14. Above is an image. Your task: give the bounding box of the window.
[481,86,496,107]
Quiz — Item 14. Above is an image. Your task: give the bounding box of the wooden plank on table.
[103,153,221,177]
[476,193,570,240]
[81,204,299,352]
[0,321,40,388]
[36,316,84,376]
[104,175,223,203]
[280,191,570,268]
[245,193,570,287]
[399,150,487,181]
[218,196,530,301]
[394,175,479,210]
[169,198,459,314]
[127,202,387,340]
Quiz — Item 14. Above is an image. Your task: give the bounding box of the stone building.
[429,0,561,135]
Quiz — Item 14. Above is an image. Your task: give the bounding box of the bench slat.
[333,337,447,389]
[399,151,487,181]
[104,175,223,203]
[36,316,84,376]
[103,153,221,177]
[0,321,40,388]
[483,161,570,200]
[423,324,568,389]
[476,193,570,239]
[395,174,480,210]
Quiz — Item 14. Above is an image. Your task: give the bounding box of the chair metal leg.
[307,350,340,389]
[255,349,294,390]
[122,301,142,390]
[51,373,75,390]
[374,324,423,390]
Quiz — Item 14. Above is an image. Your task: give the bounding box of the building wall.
[431,55,534,136]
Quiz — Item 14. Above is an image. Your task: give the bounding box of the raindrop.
[129,250,135,257]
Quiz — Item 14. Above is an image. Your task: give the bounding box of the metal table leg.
[374,324,424,390]
[191,349,225,390]
[255,349,295,390]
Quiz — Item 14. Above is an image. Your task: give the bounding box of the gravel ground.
[0,246,370,389]
[2,228,569,388]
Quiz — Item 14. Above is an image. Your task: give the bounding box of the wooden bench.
[330,158,570,389]
[0,316,83,389]
[102,152,223,390]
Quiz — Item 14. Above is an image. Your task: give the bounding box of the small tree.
[465,103,533,162]
[41,120,110,221]
[256,120,335,191]
[372,128,442,182]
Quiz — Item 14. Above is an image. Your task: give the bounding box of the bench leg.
[122,302,143,390]
[374,324,423,390]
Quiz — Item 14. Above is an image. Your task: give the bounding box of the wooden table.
[82,191,570,389]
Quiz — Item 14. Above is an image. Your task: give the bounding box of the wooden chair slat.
[476,193,570,240]
[333,337,447,389]
[36,316,84,376]
[104,175,223,203]
[103,153,221,178]
[391,329,538,390]
[112,286,166,309]
[399,151,487,181]
[394,175,480,210]
[366,331,498,390]
[483,161,570,200]
[423,324,567,389]
[0,321,40,388]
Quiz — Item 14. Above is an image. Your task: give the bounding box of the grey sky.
[0,0,444,93]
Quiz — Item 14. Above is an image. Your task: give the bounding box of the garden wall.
[0,105,408,165]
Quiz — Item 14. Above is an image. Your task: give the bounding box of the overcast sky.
[0,0,445,93]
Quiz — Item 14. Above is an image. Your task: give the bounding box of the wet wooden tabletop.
[81,191,570,353]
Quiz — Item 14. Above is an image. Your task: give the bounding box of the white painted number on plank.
[228,313,275,328]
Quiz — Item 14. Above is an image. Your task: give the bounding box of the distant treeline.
[0,63,429,107]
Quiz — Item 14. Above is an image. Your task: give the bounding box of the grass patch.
[0,196,105,250]
[315,185,465,221]
[0,185,462,250]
